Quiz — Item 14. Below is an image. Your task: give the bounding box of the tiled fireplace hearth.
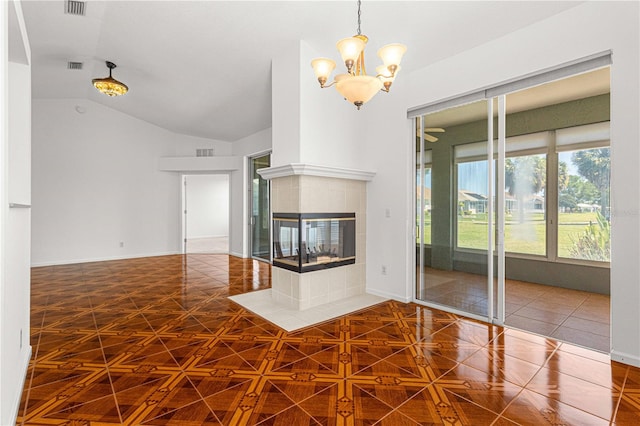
[258,164,375,310]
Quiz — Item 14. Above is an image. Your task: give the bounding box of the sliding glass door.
[413,63,611,346]
[415,100,496,320]
[249,153,271,261]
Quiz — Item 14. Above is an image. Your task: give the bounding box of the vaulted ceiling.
[21,1,583,142]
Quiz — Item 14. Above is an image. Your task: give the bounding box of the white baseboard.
[8,346,32,425]
[31,251,181,267]
[611,349,640,368]
[228,251,247,259]
[188,235,228,239]
[366,288,411,303]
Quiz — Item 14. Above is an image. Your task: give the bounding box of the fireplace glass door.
[273,213,356,273]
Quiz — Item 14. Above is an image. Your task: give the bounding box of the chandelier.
[311,0,406,110]
[92,61,128,96]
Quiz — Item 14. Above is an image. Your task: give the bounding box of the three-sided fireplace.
[272,213,356,273]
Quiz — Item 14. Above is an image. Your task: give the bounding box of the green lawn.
[417,211,607,260]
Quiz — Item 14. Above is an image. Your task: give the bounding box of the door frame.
[248,151,272,262]
[181,173,231,255]
[412,98,504,325]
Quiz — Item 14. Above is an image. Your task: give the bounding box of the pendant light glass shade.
[311,58,337,87]
[336,37,365,70]
[335,75,383,109]
[92,61,128,97]
[377,43,407,69]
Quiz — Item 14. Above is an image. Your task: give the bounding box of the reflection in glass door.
[249,153,271,261]
[415,100,494,320]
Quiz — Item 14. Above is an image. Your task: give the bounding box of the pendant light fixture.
[311,0,406,110]
[92,61,128,96]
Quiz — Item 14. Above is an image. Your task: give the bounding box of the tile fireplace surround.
[258,164,375,311]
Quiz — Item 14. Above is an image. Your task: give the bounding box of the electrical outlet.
[119,241,124,248]
[381,265,387,275]
[385,208,391,218]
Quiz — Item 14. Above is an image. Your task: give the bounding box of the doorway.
[182,174,230,254]
[249,153,271,261]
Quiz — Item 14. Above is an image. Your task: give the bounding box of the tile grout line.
[87,275,126,426]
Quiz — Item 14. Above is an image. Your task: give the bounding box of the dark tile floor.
[18,254,638,425]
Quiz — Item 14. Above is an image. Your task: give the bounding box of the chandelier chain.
[357,0,361,35]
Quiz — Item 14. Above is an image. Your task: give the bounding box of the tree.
[559,193,578,211]
[572,148,610,215]
[558,161,569,192]
[559,175,600,211]
[505,156,546,223]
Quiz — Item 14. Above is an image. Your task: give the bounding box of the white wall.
[229,127,272,258]
[2,1,32,423]
[185,174,229,239]
[172,133,232,157]
[362,2,640,365]
[30,98,230,266]
[271,40,301,167]
[299,41,367,169]
[233,127,272,158]
[271,41,368,170]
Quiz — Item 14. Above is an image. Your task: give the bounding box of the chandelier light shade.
[378,44,407,69]
[92,61,128,96]
[336,75,383,106]
[311,0,406,109]
[311,58,337,87]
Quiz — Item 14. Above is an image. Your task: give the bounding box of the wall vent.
[65,0,86,16]
[67,61,83,70]
[196,149,215,157]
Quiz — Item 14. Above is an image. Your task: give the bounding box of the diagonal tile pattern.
[18,254,639,425]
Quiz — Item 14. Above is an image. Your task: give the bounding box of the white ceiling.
[20,0,583,142]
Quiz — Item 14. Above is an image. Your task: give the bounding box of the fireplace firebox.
[273,213,356,273]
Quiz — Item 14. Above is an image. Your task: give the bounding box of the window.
[416,150,432,245]
[456,158,489,250]
[556,124,610,261]
[504,153,547,256]
[452,123,609,263]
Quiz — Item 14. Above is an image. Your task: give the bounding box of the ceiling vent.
[65,0,86,16]
[67,61,83,70]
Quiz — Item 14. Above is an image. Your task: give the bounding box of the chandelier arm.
[375,69,397,79]
[320,81,337,89]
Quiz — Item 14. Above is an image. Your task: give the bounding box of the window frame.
[452,124,610,268]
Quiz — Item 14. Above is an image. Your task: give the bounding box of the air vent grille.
[67,61,83,70]
[65,0,86,16]
[196,149,215,157]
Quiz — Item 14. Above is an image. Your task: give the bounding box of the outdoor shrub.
[568,211,610,261]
